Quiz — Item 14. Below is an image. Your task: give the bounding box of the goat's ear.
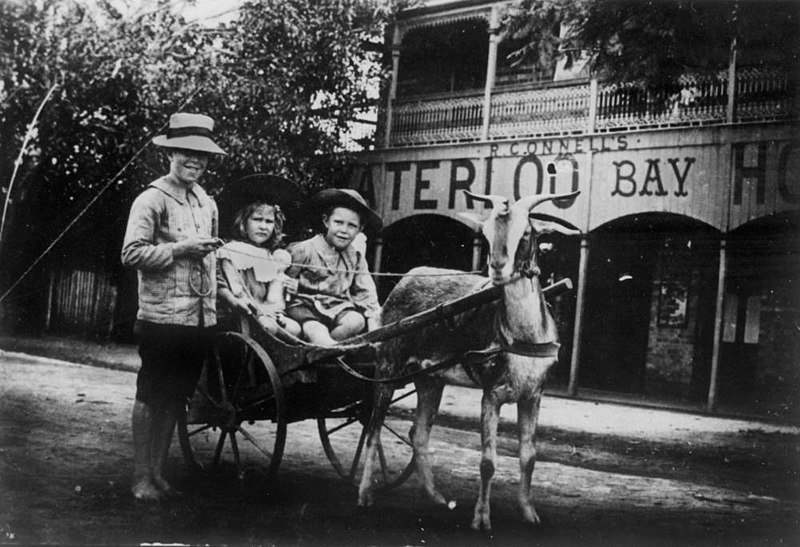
[457,211,485,231]
[530,218,582,236]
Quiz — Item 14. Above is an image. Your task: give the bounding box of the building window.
[397,19,489,97]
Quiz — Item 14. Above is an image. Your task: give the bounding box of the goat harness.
[330,268,560,387]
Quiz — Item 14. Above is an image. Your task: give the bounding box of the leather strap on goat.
[500,337,560,358]
[332,354,462,386]
[462,336,560,363]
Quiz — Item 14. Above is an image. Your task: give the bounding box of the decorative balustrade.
[489,82,590,139]
[735,66,795,121]
[595,71,728,131]
[390,92,483,145]
[385,65,795,147]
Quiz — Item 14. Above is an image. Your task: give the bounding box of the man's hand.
[173,237,222,259]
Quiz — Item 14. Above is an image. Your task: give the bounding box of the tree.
[501,0,800,89]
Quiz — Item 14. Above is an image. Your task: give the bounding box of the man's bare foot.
[131,477,162,501]
[153,476,183,499]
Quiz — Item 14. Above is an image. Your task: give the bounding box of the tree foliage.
[501,0,800,89]
[207,0,392,193]
[0,0,395,266]
[0,0,396,331]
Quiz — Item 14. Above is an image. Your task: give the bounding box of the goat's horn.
[463,190,508,209]
[517,190,581,212]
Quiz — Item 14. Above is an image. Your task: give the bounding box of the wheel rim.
[178,331,287,481]
[317,388,417,493]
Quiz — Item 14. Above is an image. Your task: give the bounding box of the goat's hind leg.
[517,394,543,525]
[412,375,447,505]
[357,383,393,507]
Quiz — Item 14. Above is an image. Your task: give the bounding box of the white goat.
[357,190,580,531]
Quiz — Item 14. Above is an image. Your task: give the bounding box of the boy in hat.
[286,188,382,345]
[121,112,226,501]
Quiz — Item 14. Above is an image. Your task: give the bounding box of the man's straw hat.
[152,112,227,155]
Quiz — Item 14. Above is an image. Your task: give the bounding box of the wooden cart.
[176,277,571,492]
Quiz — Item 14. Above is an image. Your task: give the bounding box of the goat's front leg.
[471,391,500,532]
[357,384,393,507]
[412,375,446,505]
[517,392,543,525]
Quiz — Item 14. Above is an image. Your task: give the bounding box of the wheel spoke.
[347,424,369,479]
[390,389,416,406]
[212,347,229,406]
[326,416,359,436]
[236,425,274,461]
[382,421,413,448]
[213,429,228,466]
[377,440,389,483]
[229,430,242,469]
[195,385,224,409]
[186,423,215,438]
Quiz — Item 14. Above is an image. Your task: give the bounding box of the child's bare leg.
[150,403,181,497]
[280,316,302,338]
[258,315,279,335]
[330,311,365,341]
[131,400,162,501]
[302,320,337,345]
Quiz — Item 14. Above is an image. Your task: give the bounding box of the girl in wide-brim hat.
[215,174,303,337]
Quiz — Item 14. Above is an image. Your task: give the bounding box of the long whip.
[0,82,60,248]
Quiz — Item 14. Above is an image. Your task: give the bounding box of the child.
[216,174,302,337]
[286,188,382,345]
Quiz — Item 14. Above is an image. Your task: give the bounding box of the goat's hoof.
[425,489,447,506]
[357,492,374,508]
[470,516,492,534]
[521,506,541,526]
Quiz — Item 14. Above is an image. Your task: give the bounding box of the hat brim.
[217,174,303,237]
[152,135,227,156]
[311,189,382,234]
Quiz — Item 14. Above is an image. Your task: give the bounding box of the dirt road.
[1,353,798,546]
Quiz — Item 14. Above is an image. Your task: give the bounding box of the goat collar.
[462,331,559,366]
[498,329,560,358]
[494,312,560,358]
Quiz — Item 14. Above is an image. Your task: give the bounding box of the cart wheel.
[317,387,416,492]
[177,331,286,482]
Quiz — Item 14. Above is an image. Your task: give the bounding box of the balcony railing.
[490,82,590,139]
[391,91,484,145]
[596,71,729,130]
[386,65,795,147]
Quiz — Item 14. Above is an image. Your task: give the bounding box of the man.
[286,188,382,345]
[121,112,226,501]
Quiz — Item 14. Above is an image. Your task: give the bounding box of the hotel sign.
[354,132,799,232]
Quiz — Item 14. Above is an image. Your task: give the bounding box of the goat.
[357,190,580,531]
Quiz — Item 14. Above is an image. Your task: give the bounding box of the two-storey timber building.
[350,0,800,419]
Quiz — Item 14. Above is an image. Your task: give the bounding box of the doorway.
[378,214,475,301]
[581,229,656,393]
